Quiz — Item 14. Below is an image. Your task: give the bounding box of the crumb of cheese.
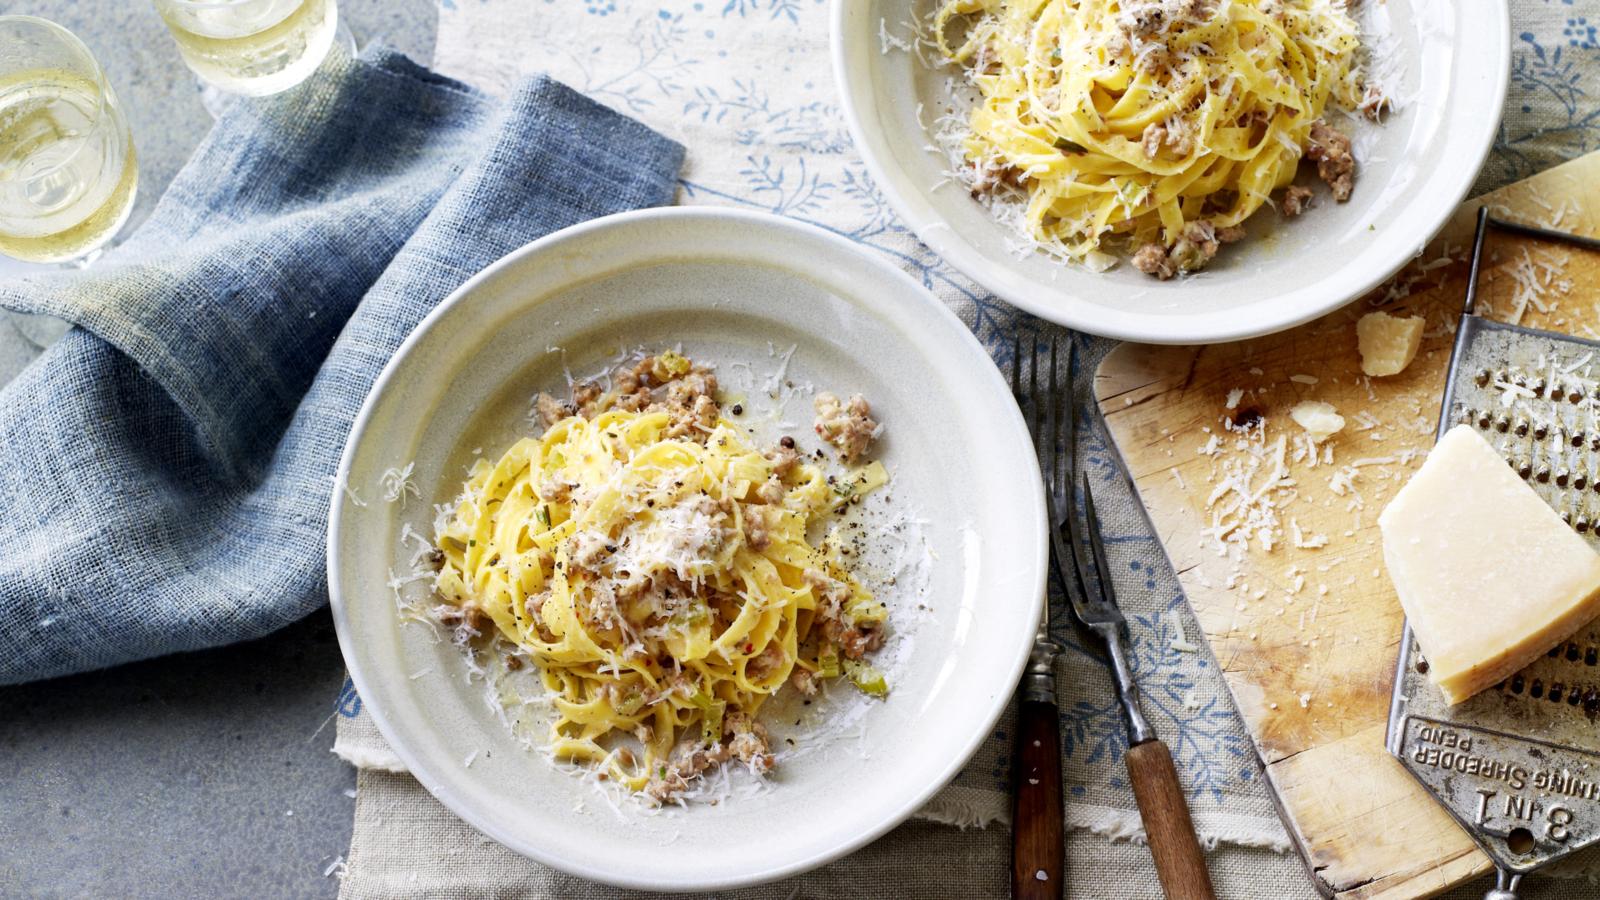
[1290,401,1345,443]
[1356,311,1425,377]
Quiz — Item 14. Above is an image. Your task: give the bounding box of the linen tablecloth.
[332,2,1600,897]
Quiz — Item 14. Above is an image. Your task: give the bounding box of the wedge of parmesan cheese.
[1379,424,1600,704]
[1290,401,1345,442]
[1357,311,1425,377]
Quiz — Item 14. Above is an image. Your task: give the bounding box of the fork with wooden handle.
[1067,458,1218,900]
[1023,330,1217,900]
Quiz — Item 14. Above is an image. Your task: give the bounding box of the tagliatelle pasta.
[430,353,890,802]
[935,0,1372,276]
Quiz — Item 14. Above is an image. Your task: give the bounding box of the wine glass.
[0,16,138,265]
[153,0,347,98]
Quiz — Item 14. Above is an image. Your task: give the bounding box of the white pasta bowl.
[328,208,1047,890]
[832,0,1509,344]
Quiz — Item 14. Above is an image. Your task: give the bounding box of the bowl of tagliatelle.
[833,0,1509,343]
[328,208,1046,891]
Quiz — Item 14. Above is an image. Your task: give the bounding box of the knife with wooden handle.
[1011,627,1064,899]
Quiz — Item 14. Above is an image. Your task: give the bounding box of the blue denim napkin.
[0,47,684,684]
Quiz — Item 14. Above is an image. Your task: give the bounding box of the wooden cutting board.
[1095,151,1600,898]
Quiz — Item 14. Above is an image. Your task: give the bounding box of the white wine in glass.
[155,0,339,97]
[0,17,138,265]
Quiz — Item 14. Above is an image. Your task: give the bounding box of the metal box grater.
[1387,209,1600,898]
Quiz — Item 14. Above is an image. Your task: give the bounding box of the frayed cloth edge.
[915,794,1293,854]
[915,789,1004,829]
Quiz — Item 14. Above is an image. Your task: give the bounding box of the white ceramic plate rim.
[327,207,1048,891]
[830,0,1512,344]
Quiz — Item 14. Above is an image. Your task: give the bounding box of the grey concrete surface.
[0,2,438,897]
[1,610,357,899]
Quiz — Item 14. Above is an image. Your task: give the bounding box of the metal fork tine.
[1048,336,1061,499]
[1016,328,1073,608]
[1046,332,1094,617]
[1014,334,1033,453]
[1042,337,1057,498]
[1063,338,1076,488]
[1038,366,1048,465]
[1011,334,1021,402]
[1065,460,1102,609]
[1082,473,1116,612]
[1029,336,1048,473]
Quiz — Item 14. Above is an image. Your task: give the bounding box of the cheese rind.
[1357,311,1425,377]
[1378,424,1600,704]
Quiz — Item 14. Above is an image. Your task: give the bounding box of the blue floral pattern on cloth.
[400,0,1593,852]
[1489,3,1600,188]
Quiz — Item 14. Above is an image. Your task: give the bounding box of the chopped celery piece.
[846,597,888,626]
[701,699,726,744]
[843,658,888,697]
[614,690,645,717]
[652,350,692,380]
[817,646,841,679]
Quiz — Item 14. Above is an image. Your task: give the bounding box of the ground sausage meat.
[803,567,885,661]
[756,474,785,505]
[1359,83,1390,122]
[764,436,801,477]
[744,642,786,682]
[1140,123,1166,159]
[1170,220,1221,270]
[788,666,819,697]
[643,741,731,804]
[534,392,573,427]
[1130,242,1175,280]
[724,712,775,774]
[838,623,887,660]
[1281,185,1314,217]
[571,381,604,418]
[742,504,772,552]
[1132,220,1225,280]
[640,711,778,804]
[969,157,1024,198]
[1305,120,1355,201]
[813,392,878,463]
[1140,119,1194,160]
[560,353,723,438]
